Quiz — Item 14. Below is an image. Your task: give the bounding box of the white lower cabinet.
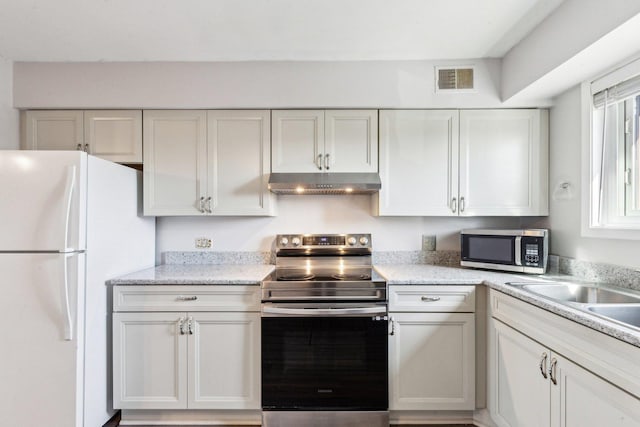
[388,285,476,411]
[489,302,640,427]
[112,286,261,411]
[113,312,188,409]
[188,312,260,409]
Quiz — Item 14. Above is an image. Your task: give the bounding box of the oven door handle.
[261,305,388,317]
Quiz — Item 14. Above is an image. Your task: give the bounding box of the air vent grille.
[437,67,474,91]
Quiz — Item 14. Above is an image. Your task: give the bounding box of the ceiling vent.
[436,66,474,92]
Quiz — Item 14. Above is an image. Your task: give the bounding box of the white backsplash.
[155,194,532,262]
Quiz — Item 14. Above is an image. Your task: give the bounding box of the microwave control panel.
[522,237,544,267]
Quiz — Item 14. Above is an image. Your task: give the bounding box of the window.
[586,62,640,236]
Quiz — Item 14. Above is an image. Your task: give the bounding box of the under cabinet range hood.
[268,173,381,194]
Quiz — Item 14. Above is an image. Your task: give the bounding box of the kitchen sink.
[587,305,640,329]
[506,280,640,331]
[513,283,640,304]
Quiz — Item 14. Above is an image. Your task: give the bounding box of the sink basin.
[587,305,640,329]
[506,281,640,331]
[520,284,640,304]
[506,282,640,304]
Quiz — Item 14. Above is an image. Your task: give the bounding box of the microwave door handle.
[515,236,522,266]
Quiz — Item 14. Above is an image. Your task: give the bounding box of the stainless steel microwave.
[460,229,549,274]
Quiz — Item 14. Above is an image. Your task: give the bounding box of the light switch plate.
[195,237,212,249]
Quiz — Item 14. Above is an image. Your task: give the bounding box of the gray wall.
[548,85,640,269]
[0,57,18,149]
[13,59,548,109]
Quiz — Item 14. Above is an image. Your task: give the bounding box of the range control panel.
[276,234,372,249]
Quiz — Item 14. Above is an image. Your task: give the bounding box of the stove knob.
[359,236,369,246]
[347,236,357,246]
[291,237,301,247]
[280,237,289,246]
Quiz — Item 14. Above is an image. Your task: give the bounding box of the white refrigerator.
[0,151,155,427]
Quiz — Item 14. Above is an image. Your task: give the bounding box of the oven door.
[261,303,388,411]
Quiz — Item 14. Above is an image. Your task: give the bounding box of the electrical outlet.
[422,235,436,251]
[195,237,212,249]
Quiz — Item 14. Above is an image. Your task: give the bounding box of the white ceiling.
[0,0,563,62]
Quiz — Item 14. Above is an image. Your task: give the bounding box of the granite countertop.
[108,264,275,285]
[375,264,640,349]
[108,262,640,348]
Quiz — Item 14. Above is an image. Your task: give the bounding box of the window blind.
[593,73,640,107]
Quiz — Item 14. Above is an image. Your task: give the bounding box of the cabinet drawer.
[389,285,475,312]
[113,286,261,312]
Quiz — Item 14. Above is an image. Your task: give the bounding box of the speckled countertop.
[108,264,275,285]
[108,262,640,348]
[375,264,640,348]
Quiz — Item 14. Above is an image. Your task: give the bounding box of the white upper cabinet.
[143,110,274,216]
[459,109,548,216]
[25,110,84,151]
[143,110,208,216]
[25,110,143,163]
[271,109,378,173]
[325,110,378,172]
[271,110,324,173]
[376,109,548,216]
[378,110,459,215]
[207,110,273,216]
[84,110,143,163]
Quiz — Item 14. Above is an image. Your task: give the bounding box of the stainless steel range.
[261,233,389,427]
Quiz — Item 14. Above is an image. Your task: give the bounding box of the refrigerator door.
[0,252,86,426]
[0,151,87,251]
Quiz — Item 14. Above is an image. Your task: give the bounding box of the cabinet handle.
[83,144,90,153]
[451,197,457,213]
[205,196,212,214]
[549,358,558,385]
[539,352,548,379]
[325,153,330,170]
[389,317,395,336]
[317,154,323,170]
[76,143,82,151]
[177,295,198,301]
[460,197,465,213]
[421,296,441,302]
[199,196,205,213]
[178,317,186,335]
[187,316,194,335]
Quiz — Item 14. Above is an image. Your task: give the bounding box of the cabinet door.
[552,353,640,427]
[325,110,378,173]
[271,110,324,173]
[143,110,207,215]
[84,110,142,163]
[25,110,83,151]
[459,109,548,216]
[489,318,551,427]
[377,110,459,215]
[188,312,260,409]
[113,312,188,409]
[389,312,475,410]
[207,110,274,216]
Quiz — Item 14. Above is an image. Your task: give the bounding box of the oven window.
[262,316,388,411]
[465,235,514,263]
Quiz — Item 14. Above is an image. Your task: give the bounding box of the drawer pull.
[177,295,198,301]
[421,296,441,302]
